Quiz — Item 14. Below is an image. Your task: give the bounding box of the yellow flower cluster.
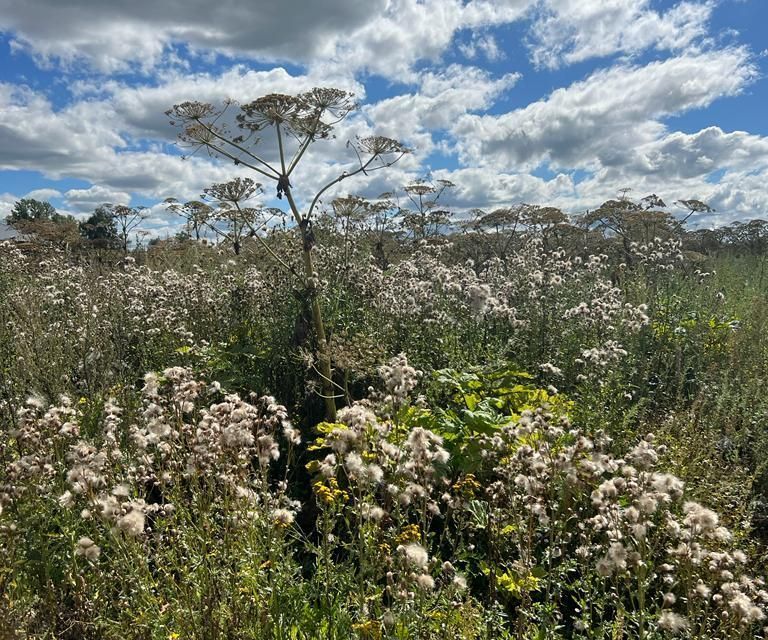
[394,523,421,546]
[496,570,542,598]
[351,619,382,640]
[313,478,348,508]
[453,473,482,498]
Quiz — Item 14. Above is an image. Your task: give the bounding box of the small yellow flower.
[313,478,348,508]
[453,473,482,498]
[394,524,421,546]
[352,620,382,640]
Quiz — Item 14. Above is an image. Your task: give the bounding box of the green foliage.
[400,365,574,473]
[434,365,573,419]
[3,209,768,638]
[80,204,119,247]
[7,198,56,223]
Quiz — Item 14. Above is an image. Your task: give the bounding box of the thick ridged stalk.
[285,186,337,422]
[302,239,337,422]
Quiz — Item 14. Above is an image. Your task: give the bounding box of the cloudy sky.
[0,0,766,235]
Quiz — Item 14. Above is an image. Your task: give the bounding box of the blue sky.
[0,0,766,235]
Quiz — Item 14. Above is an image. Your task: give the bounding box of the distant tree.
[726,219,768,255]
[18,216,80,249]
[743,219,768,254]
[77,203,148,252]
[683,227,722,255]
[5,199,83,249]
[7,198,56,223]
[80,205,119,249]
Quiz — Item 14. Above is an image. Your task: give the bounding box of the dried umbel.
[356,135,410,156]
[236,88,356,138]
[238,93,307,131]
[165,100,217,123]
[302,87,357,115]
[203,177,262,205]
[404,184,436,198]
[180,121,219,146]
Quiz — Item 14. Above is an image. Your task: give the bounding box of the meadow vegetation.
[1,89,768,639]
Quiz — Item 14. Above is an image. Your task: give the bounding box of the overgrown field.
[1,220,768,639]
